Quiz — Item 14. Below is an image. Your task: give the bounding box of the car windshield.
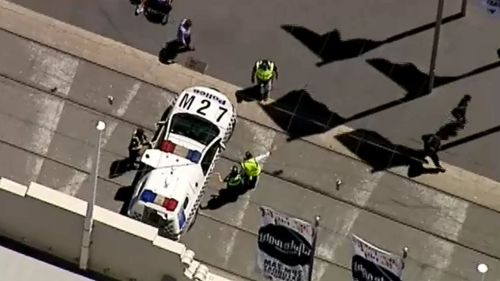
[169,113,220,145]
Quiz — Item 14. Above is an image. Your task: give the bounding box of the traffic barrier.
[0,177,234,281]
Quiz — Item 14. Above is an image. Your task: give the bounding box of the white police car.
[127,86,236,239]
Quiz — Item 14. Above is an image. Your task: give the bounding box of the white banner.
[352,235,405,281]
[482,0,500,15]
[257,206,314,281]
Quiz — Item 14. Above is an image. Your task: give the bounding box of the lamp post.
[477,263,488,281]
[79,120,106,270]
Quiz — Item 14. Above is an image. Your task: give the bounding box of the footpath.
[0,1,500,281]
[0,0,497,212]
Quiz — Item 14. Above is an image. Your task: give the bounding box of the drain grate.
[184,57,208,74]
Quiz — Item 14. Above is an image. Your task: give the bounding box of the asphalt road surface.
[9,0,500,183]
[1,28,500,281]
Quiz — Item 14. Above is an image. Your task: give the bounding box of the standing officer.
[251,59,278,101]
[240,151,270,188]
[128,128,150,169]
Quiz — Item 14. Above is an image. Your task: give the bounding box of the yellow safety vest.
[241,158,262,177]
[255,61,274,81]
[227,174,243,187]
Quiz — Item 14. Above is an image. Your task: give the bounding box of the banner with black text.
[257,206,315,281]
[351,235,405,281]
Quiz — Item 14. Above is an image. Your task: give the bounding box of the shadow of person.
[260,89,345,141]
[109,158,132,179]
[114,185,134,215]
[436,120,462,141]
[200,186,246,210]
[281,25,383,67]
[158,40,191,64]
[335,129,441,177]
[235,85,261,103]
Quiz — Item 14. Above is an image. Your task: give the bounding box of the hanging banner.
[257,206,315,281]
[351,235,405,281]
[481,0,500,15]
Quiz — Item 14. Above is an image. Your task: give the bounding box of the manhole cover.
[184,57,208,74]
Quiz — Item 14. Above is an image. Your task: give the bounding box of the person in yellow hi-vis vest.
[240,151,270,189]
[251,59,278,102]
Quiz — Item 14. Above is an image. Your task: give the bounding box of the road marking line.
[25,43,78,183]
[59,82,141,196]
[314,171,383,281]
[417,187,469,281]
[223,199,251,267]
[223,121,275,267]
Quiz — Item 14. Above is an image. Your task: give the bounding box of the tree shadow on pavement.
[200,186,250,210]
[281,13,462,67]
[346,57,500,122]
[260,89,345,141]
[335,129,443,177]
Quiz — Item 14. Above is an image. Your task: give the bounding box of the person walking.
[421,133,445,172]
[451,94,471,128]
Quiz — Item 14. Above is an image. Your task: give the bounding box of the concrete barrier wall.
[0,177,227,281]
[90,206,187,281]
[0,179,85,264]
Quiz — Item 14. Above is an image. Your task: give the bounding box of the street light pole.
[477,263,488,281]
[428,0,445,94]
[79,120,106,270]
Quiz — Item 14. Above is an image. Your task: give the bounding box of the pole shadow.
[441,124,500,151]
[335,129,442,177]
[281,13,462,67]
[347,58,500,122]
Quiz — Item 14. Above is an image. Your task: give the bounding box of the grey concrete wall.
[0,177,230,281]
[0,179,84,264]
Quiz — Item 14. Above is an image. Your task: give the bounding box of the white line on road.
[223,121,276,267]
[59,82,141,196]
[314,171,384,281]
[25,43,78,183]
[417,186,469,281]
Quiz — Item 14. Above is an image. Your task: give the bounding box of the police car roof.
[182,86,233,108]
[143,163,201,203]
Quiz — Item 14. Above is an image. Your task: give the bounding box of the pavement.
[1,8,500,281]
[7,0,500,183]
[1,1,500,281]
